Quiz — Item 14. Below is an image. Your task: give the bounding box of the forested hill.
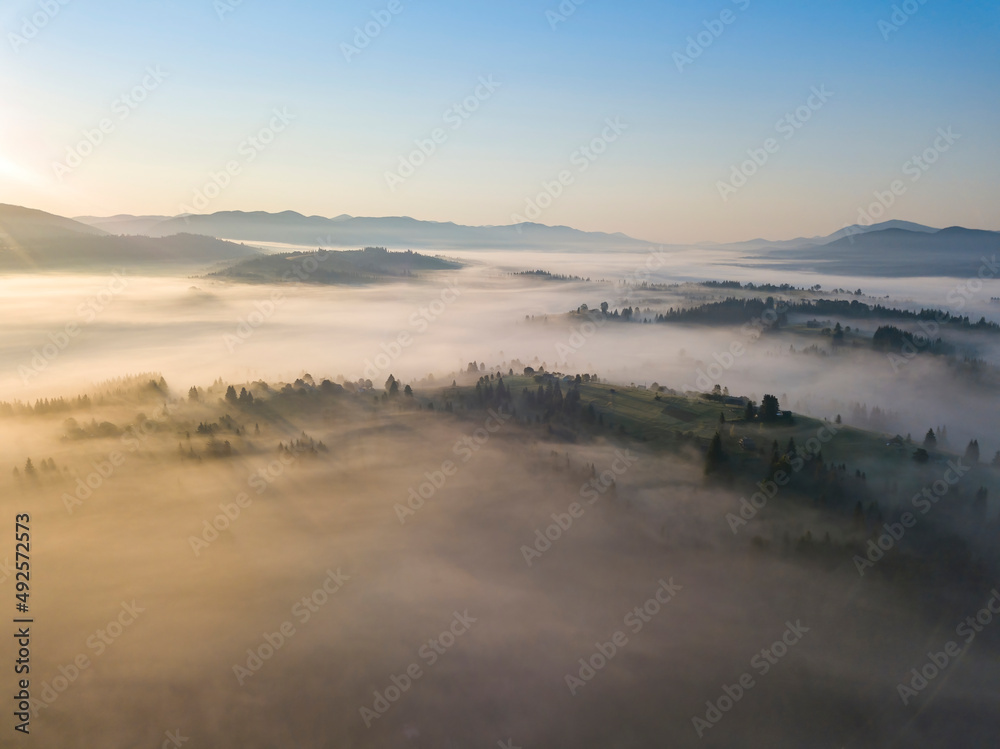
[210,246,461,284]
[585,296,1000,333]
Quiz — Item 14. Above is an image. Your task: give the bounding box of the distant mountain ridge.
[73,210,656,251]
[703,220,942,251]
[74,214,175,236]
[0,204,260,270]
[1,204,108,243]
[4,203,999,276]
[749,226,1000,277]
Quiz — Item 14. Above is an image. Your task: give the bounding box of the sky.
[0,0,997,244]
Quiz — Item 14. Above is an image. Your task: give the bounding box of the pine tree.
[704,432,727,476]
[761,394,780,421]
[964,439,980,464]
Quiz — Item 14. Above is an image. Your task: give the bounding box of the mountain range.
[0,205,259,270]
[705,220,942,251]
[750,225,1000,277]
[1,203,997,276]
[73,210,654,252]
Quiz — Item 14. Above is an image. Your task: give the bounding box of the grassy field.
[493,374,919,468]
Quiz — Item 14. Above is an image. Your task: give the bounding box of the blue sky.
[1,0,997,242]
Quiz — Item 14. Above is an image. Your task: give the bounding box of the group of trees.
[737,394,787,424]
[224,385,255,406]
[872,325,952,355]
[700,281,802,292]
[511,270,588,282]
[915,430,990,464]
[787,298,996,332]
[12,457,59,479]
[384,375,413,398]
[0,394,93,417]
[653,297,787,327]
[278,433,327,457]
[581,294,998,350]
[574,302,639,321]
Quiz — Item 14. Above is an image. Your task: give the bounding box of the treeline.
[511,270,589,282]
[621,280,820,293]
[0,394,93,416]
[0,375,171,417]
[580,296,1000,334]
[700,280,807,292]
[467,371,604,428]
[872,325,953,355]
[792,299,1000,332]
[654,297,785,325]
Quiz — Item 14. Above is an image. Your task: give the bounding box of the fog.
[3,248,999,453]
[5,381,998,747]
[2,250,1000,747]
